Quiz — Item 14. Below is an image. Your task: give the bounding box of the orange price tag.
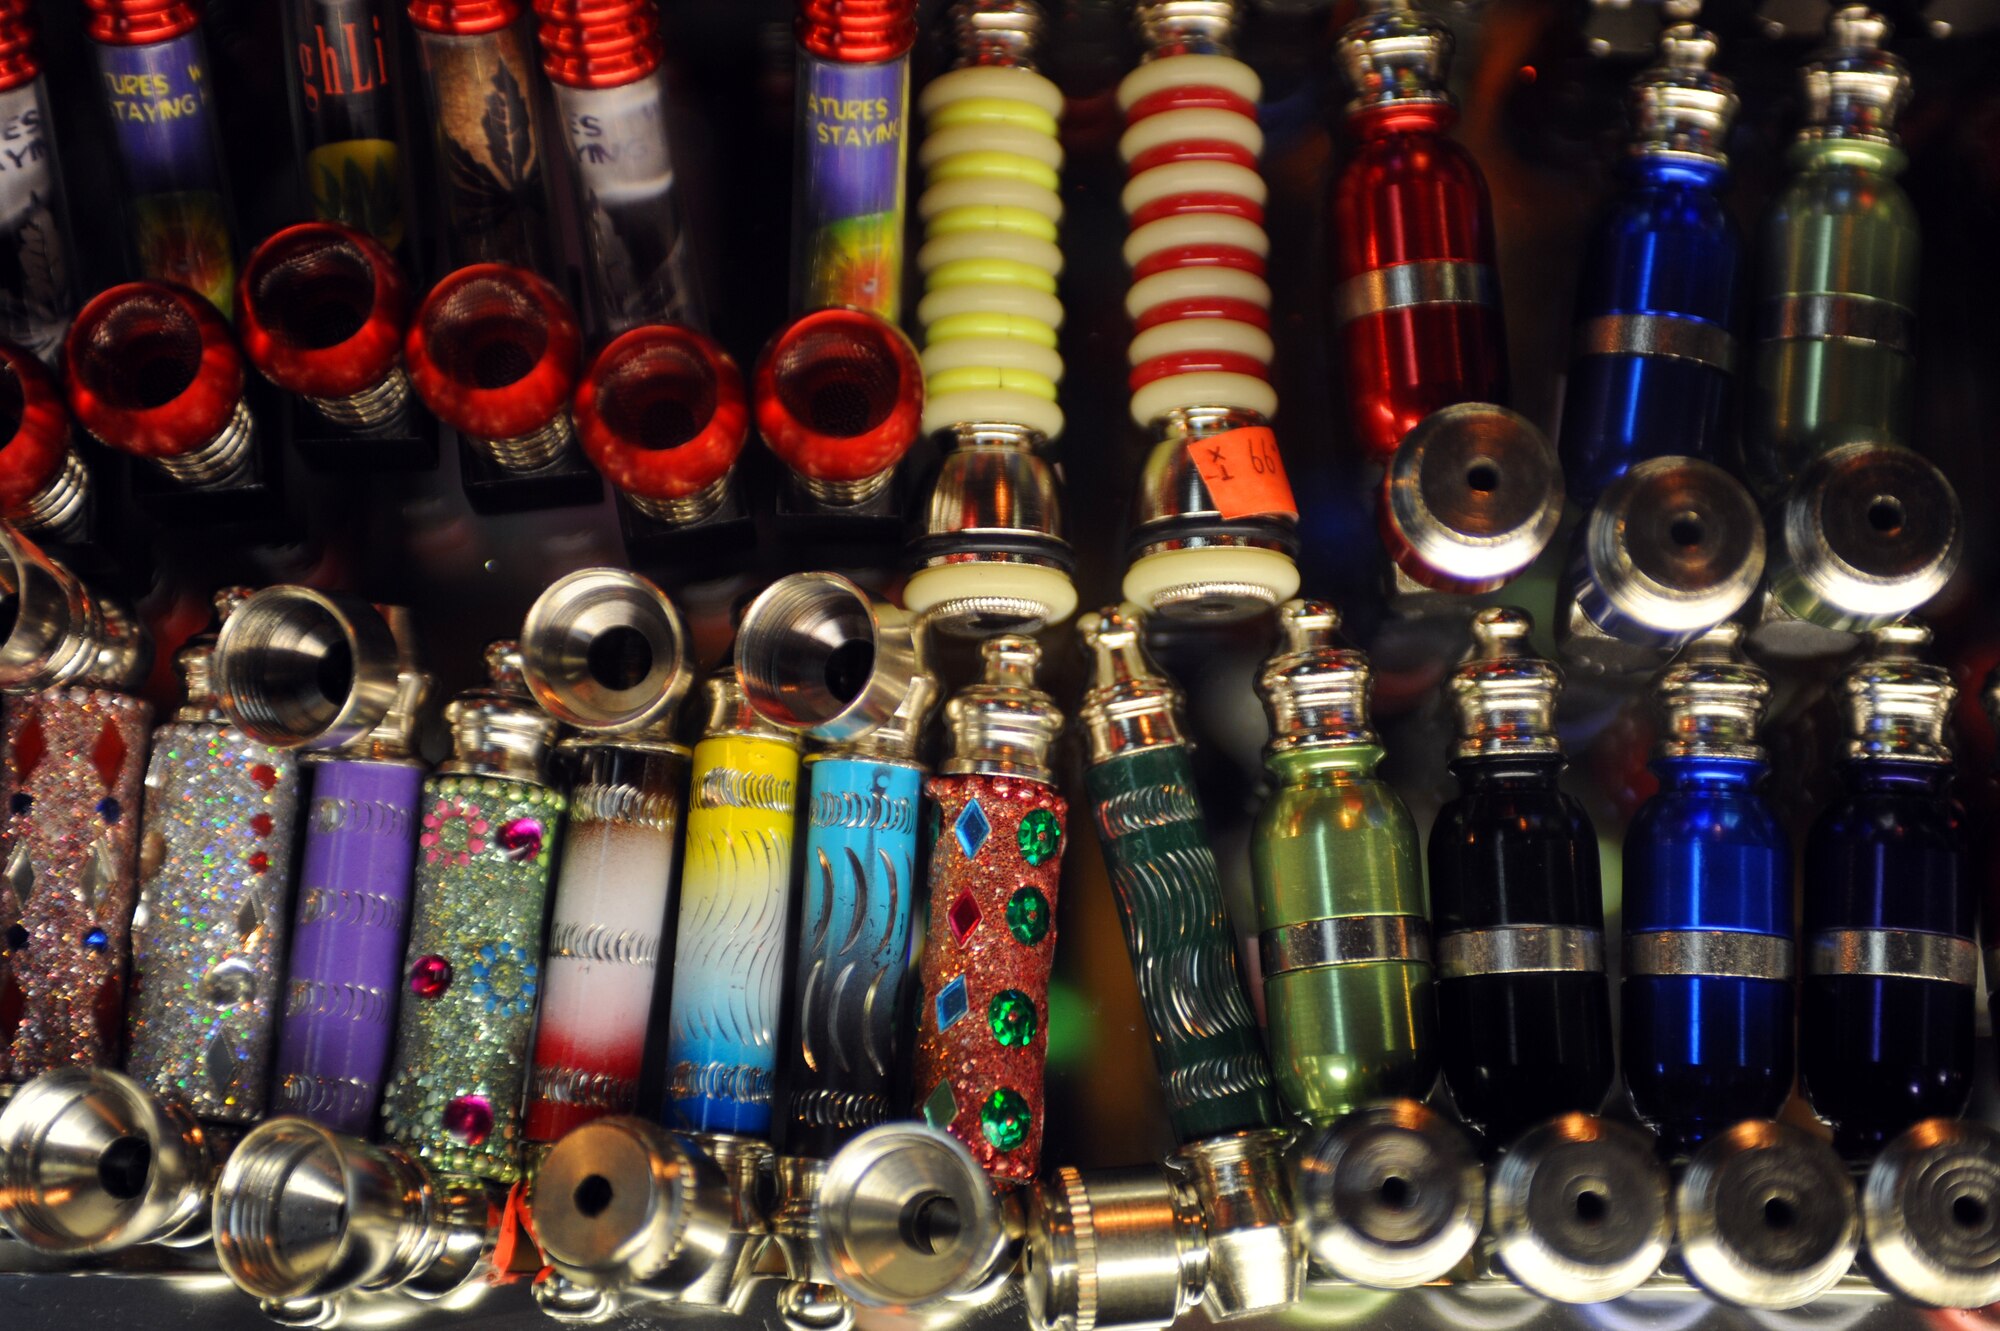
[1186,426,1298,520]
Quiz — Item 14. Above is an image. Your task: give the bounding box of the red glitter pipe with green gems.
[910,635,1065,1185]
[0,528,151,1087]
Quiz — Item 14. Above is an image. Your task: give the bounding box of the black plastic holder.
[283,393,440,472]
[617,482,759,576]
[457,432,606,515]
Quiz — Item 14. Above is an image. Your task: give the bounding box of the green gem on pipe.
[980,1086,1031,1151]
[1006,885,1050,944]
[989,989,1037,1047]
[1017,809,1061,865]
[921,1079,958,1130]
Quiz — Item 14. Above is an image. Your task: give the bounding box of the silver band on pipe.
[1436,925,1605,980]
[1336,261,1497,325]
[1572,313,1737,373]
[1757,293,1914,354]
[1624,930,1794,981]
[1809,929,1977,986]
[1260,915,1431,977]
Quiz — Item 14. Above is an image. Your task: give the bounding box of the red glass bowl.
[405,264,582,441]
[753,307,922,485]
[238,223,410,401]
[64,281,244,459]
[575,325,747,503]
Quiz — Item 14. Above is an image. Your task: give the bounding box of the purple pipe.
[270,756,425,1133]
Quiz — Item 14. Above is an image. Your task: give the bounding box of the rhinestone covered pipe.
[1251,601,1434,1125]
[1748,8,1917,493]
[282,0,406,249]
[534,1,703,333]
[1622,626,1794,1156]
[1801,625,1973,1156]
[904,0,1076,636]
[0,2,78,364]
[64,282,256,489]
[1560,27,1741,504]
[660,675,801,1136]
[790,0,915,318]
[1330,0,1506,462]
[0,693,150,1084]
[0,341,90,543]
[125,592,302,1127]
[1116,1,1298,621]
[1428,609,1614,1143]
[407,0,553,271]
[380,643,565,1186]
[1077,607,1279,1142]
[238,222,415,434]
[83,0,237,315]
[521,569,694,1147]
[0,535,150,1089]
[911,636,1065,1184]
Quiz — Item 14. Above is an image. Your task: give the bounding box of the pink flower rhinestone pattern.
[421,797,489,868]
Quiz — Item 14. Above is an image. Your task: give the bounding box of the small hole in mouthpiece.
[1574,1190,1608,1225]
[900,1193,962,1256]
[586,624,654,692]
[573,1174,614,1219]
[1867,496,1905,536]
[1465,461,1500,494]
[1953,1194,1990,1230]
[1669,514,1706,549]
[97,1136,153,1201]
[822,639,874,705]
[1378,1175,1413,1211]
[1763,1195,1798,1231]
[315,639,354,708]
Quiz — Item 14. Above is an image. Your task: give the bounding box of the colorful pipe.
[0,1,78,364]
[791,0,915,318]
[379,641,565,1186]
[1117,0,1298,621]
[904,0,1076,637]
[284,0,407,248]
[911,635,1065,1184]
[406,0,553,272]
[83,0,238,315]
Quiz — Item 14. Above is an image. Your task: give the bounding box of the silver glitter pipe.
[126,589,304,1129]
